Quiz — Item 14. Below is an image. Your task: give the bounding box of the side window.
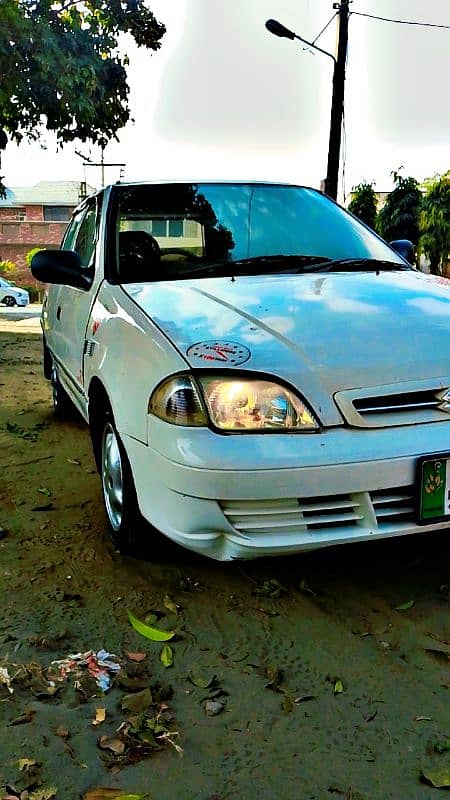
[73,204,97,267]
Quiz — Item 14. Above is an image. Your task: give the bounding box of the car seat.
[118,230,161,282]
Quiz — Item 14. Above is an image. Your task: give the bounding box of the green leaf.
[334,679,344,695]
[394,599,415,611]
[127,610,175,642]
[422,767,450,788]
[188,672,216,689]
[160,645,173,668]
[163,595,179,615]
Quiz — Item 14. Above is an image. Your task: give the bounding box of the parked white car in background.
[31,181,450,560]
[0,278,29,307]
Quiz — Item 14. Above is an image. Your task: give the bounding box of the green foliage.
[25,247,43,268]
[0,259,16,275]
[376,170,423,244]
[348,182,377,230]
[0,0,166,194]
[419,171,450,275]
[21,284,41,302]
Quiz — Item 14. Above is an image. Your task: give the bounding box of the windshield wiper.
[304,257,411,273]
[168,254,333,279]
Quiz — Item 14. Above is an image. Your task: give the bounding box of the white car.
[31,181,450,560]
[0,278,29,307]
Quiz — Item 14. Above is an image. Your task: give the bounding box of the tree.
[0,0,166,196]
[376,170,422,244]
[419,172,450,276]
[348,182,377,229]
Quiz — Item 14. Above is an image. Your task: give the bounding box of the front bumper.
[122,420,450,560]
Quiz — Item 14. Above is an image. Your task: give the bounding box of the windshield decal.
[187,340,251,365]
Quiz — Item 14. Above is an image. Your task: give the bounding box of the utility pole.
[325,0,350,200]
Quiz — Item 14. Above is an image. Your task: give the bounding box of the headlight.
[198,376,319,431]
[149,375,207,426]
[149,374,319,431]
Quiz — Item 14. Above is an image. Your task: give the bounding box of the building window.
[43,206,73,222]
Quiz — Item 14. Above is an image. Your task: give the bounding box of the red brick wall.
[0,203,71,290]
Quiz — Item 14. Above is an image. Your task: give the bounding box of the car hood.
[123,270,450,425]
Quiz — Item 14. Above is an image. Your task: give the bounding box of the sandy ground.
[0,329,449,800]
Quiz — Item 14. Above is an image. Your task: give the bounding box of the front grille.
[221,486,416,538]
[335,383,450,428]
[354,389,441,415]
[370,488,415,528]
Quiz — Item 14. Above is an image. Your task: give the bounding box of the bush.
[0,259,17,276]
[21,284,41,303]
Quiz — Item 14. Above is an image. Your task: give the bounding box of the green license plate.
[417,453,450,524]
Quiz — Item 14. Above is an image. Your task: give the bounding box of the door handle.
[56,306,61,320]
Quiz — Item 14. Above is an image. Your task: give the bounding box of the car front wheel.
[4,296,17,307]
[101,414,142,553]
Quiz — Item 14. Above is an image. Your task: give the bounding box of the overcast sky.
[3,0,450,199]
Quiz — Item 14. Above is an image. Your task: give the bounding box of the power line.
[351,11,450,30]
[312,11,339,45]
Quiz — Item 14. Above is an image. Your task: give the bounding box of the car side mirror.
[31,249,93,290]
[389,239,416,266]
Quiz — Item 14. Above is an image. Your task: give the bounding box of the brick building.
[0,181,93,286]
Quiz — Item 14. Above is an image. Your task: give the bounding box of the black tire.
[100,411,143,554]
[43,338,52,380]
[4,296,16,307]
[51,365,75,419]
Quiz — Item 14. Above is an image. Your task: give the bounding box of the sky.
[3,0,450,201]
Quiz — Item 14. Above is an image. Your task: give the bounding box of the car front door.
[51,197,103,415]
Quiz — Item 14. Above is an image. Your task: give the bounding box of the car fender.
[84,283,188,443]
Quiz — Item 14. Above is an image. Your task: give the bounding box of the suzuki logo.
[436,389,450,412]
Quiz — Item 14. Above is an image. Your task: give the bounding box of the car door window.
[73,204,97,267]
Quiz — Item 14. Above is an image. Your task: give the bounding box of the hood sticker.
[187,340,251,365]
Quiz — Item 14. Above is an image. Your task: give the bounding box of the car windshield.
[113,183,406,283]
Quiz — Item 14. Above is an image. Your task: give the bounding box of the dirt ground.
[0,328,449,800]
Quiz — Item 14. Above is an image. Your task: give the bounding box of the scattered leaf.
[92,708,106,726]
[38,486,52,497]
[127,611,175,642]
[67,458,80,465]
[29,788,57,800]
[18,758,37,771]
[125,652,147,663]
[394,599,415,611]
[55,726,70,741]
[205,699,225,716]
[163,595,179,615]
[294,694,316,704]
[8,708,35,726]
[121,688,152,714]
[422,767,450,788]
[414,716,431,722]
[98,736,126,756]
[334,679,344,695]
[188,672,216,689]
[160,645,173,668]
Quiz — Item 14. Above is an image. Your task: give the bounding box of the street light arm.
[265,19,336,63]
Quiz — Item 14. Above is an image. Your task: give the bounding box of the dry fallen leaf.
[56,726,70,740]
[92,708,106,726]
[18,757,37,771]
[125,652,147,663]
[98,736,126,756]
